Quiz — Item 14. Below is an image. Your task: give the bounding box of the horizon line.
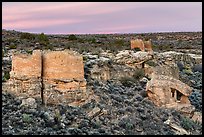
[2,28,202,35]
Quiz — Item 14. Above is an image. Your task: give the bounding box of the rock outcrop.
[84,50,153,82]
[114,50,153,68]
[156,51,202,67]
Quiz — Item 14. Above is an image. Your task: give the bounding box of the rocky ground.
[2,30,202,135]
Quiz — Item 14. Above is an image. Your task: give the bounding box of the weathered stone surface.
[6,78,42,99]
[191,112,202,123]
[131,39,145,51]
[146,74,192,107]
[42,50,87,105]
[115,50,153,68]
[146,73,196,117]
[5,50,42,99]
[84,54,137,82]
[157,51,202,67]
[87,107,101,117]
[5,50,87,106]
[20,97,37,108]
[43,50,84,80]
[131,39,153,52]
[43,87,87,105]
[10,50,42,79]
[152,65,180,80]
[164,117,190,135]
[90,64,110,81]
[143,40,153,52]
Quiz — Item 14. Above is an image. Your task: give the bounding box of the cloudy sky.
[2,2,202,34]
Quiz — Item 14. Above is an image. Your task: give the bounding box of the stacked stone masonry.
[146,72,195,117]
[7,50,87,105]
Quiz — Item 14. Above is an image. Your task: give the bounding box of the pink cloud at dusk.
[2,2,202,34]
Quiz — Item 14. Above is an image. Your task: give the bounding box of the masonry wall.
[10,50,42,79]
[8,50,42,99]
[42,50,87,105]
[43,50,84,80]
[7,50,87,105]
[146,74,192,107]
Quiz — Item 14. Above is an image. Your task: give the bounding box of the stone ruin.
[146,65,195,117]
[130,39,153,52]
[4,50,88,106]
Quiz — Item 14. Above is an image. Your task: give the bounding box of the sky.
[2,2,202,34]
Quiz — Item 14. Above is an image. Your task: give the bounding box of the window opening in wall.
[171,88,183,101]
[176,90,182,101]
[171,89,175,98]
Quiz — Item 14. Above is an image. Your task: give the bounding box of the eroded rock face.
[84,52,142,82]
[153,65,180,80]
[4,50,87,106]
[157,51,202,67]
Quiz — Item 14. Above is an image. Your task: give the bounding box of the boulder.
[191,112,202,123]
[20,97,37,108]
[192,64,202,73]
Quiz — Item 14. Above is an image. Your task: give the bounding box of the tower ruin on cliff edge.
[5,50,87,106]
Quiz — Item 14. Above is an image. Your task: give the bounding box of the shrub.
[192,64,202,73]
[151,44,158,50]
[22,114,32,123]
[7,38,16,43]
[44,44,54,50]
[100,35,107,39]
[9,44,17,49]
[133,69,145,80]
[54,109,61,124]
[183,69,193,75]
[180,116,195,130]
[77,38,85,43]
[120,76,135,87]
[4,71,10,81]
[152,44,173,51]
[20,32,36,40]
[114,39,125,47]
[89,38,96,43]
[26,50,33,54]
[133,47,142,52]
[83,56,88,61]
[145,60,157,67]
[68,34,77,41]
[65,44,71,49]
[36,33,49,45]
[91,47,101,55]
[37,33,49,41]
